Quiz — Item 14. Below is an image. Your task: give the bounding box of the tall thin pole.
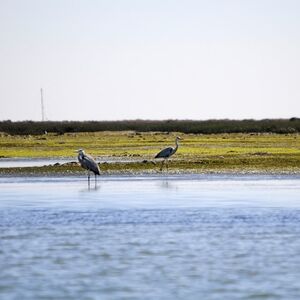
[40,88,45,121]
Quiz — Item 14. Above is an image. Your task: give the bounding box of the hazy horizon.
[1,0,300,121]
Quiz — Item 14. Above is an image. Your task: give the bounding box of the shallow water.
[0,157,141,168]
[0,157,73,167]
[1,175,300,299]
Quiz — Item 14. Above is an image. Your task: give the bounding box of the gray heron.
[76,149,100,183]
[154,136,181,171]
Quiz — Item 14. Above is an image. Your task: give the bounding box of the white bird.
[154,136,181,171]
[76,149,100,183]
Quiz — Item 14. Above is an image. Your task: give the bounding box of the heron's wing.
[155,147,173,158]
[82,154,100,175]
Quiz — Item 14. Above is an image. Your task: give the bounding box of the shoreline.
[1,165,300,177]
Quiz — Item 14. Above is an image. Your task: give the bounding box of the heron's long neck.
[78,153,84,162]
[174,139,179,152]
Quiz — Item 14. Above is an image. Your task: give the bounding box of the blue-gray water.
[1,175,300,299]
[0,157,140,168]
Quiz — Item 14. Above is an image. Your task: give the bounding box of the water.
[0,158,73,168]
[0,157,142,168]
[1,175,300,299]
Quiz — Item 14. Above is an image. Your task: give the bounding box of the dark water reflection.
[1,175,300,299]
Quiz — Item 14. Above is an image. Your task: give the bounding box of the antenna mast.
[40,88,45,121]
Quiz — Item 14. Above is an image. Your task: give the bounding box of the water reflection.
[1,175,300,210]
[159,180,179,191]
[81,181,100,192]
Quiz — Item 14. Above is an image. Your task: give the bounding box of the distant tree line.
[0,119,300,135]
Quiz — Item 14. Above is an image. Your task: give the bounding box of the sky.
[0,0,300,121]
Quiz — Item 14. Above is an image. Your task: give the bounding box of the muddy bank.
[1,162,300,177]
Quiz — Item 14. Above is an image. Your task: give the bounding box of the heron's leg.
[166,159,168,171]
[88,170,90,184]
[160,159,165,171]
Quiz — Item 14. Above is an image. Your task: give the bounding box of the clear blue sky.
[0,0,299,121]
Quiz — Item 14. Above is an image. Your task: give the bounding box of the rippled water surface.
[1,175,300,299]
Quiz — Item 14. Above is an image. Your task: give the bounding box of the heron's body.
[77,149,100,183]
[155,145,178,159]
[154,137,181,170]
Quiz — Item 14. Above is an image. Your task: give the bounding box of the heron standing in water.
[76,149,100,184]
[154,136,181,171]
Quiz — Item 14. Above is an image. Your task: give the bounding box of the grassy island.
[0,131,300,175]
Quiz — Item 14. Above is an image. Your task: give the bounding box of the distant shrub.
[0,119,300,135]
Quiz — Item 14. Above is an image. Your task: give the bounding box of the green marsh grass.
[0,132,300,174]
